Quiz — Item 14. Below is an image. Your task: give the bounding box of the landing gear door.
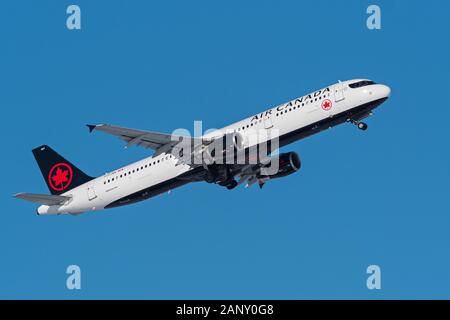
[334,82,345,102]
[87,185,97,201]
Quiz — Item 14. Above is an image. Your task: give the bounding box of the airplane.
[14,79,391,215]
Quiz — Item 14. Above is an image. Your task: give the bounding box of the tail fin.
[32,145,94,195]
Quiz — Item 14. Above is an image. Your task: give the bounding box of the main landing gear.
[204,164,238,190]
[226,180,238,190]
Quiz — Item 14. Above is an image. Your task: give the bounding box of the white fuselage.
[37,79,390,215]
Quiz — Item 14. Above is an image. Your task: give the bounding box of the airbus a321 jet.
[15,79,390,215]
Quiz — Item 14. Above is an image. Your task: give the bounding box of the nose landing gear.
[349,119,368,131]
[357,122,368,131]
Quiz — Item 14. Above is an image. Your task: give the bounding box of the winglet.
[86,124,97,133]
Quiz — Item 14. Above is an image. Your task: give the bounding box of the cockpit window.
[348,80,376,88]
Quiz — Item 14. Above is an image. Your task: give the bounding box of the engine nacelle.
[259,152,301,179]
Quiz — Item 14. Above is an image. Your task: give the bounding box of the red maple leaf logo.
[322,99,332,110]
[48,163,73,191]
[52,167,69,187]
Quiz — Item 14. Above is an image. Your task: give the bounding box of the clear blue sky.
[1,0,449,299]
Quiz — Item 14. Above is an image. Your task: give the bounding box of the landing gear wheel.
[226,180,238,190]
[357,122,368,131]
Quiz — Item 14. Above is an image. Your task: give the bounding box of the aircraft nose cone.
[380,84,391,98]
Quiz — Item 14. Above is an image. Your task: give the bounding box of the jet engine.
[258,152,301,180]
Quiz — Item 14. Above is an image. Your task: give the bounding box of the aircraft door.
[334,82,345,102]
[87,185,97,201]
[264,116,273,129]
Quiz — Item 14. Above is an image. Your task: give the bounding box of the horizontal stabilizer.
[14,192,71,206]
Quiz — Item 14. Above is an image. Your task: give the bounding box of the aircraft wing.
[229,156,274,188]
[87,124,206,156]
[14,193,71,205]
